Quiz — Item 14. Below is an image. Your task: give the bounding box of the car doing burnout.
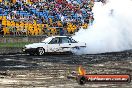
[23,36,86,55]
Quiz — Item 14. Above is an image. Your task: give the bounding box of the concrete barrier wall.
[0,36,47,43]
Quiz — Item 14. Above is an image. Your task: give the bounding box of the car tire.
[37,47,45,56]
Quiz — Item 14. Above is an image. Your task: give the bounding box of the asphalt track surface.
[0,51,132,88]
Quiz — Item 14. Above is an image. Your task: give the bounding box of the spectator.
[0,0,96,36]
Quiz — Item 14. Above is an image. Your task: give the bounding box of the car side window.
[69,38,78,43]
[49,38,60,44]
[61,37,71,43]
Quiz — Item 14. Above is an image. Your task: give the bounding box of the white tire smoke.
[73,0,132,54]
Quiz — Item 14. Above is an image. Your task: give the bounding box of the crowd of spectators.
[0,0,95,36]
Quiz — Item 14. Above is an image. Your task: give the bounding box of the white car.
[23,36,86,55]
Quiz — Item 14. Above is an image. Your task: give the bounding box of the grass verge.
[0,42,32,48]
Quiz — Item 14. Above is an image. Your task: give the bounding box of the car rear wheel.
[37,47,45,56]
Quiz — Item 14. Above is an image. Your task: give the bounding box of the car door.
[68,37,79,47]
[47,37,61,52]
[59,37,77,52]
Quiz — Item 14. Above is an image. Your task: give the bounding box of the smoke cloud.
[73,0,132,54]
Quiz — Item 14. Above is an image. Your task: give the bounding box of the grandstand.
[0,0,94,36]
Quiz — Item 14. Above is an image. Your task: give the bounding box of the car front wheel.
[37,47,45,56]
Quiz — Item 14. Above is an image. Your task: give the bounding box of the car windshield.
[41,37,52,43]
